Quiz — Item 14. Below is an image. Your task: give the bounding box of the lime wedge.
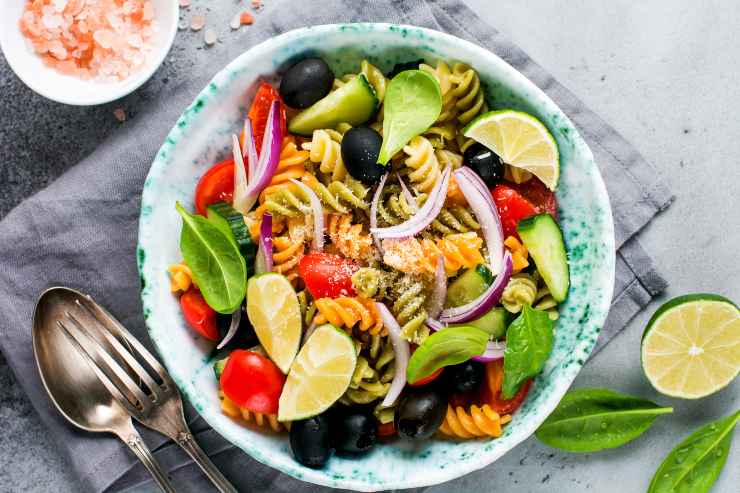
[246,273,302,374]
[278,324,356,421]
[463,110,559,190]
[641,294,739,399]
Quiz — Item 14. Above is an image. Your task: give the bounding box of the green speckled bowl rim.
[138,23,615,491]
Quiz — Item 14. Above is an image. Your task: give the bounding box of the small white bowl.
[0,0,178,106]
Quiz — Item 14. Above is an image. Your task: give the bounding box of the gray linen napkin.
[0,0,673,491]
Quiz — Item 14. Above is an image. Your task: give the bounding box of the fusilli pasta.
[259,136,310,201]
[328,214,374,261]
[504,235,530,272]
[450,63,488,153]
[263,174,369,217]
[313,296,386,335]
[168,262,193,292]
[220,391,287,432]
[302,129,346,181]
[381,233,484,277]
[438,404,508,439]
[402,135,442,193]
[501,272,559,320]
[390,276,429,344]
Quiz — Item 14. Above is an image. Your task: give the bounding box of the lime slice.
[246,273,302,374]
[278,324,356,421]
[641,294,739,399]
[463,110,560,190]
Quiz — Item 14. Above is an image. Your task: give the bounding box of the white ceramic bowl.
[138,23,616,491]
[0,0,177,105]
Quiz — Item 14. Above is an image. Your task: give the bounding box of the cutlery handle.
[123,432,176,493]
[177,431,237,493]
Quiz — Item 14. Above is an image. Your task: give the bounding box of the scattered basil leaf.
[406,325,489,383]
[502,304,553,398]
[535,388,673,452]
[648,409,739,493]
[377,69,442,164]
[176,202,246,314]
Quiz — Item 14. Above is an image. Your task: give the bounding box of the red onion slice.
[216,307,242,350]
[370,165,451,239]
[425,255,447,319]
[232,134,250,214]
[241,117,258,181]
[289,178,325,251]
[472,340,507,362]
[425,317,446,332]
[454,167,504,275]
[396,173,418,211]
[439,251,513,323]
[369,172,389,255]
[255,212,273,274]
[375,302,410,407]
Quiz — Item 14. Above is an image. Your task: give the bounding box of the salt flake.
[190,15,205,31]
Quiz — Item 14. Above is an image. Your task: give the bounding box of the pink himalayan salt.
[204,27,217,46]
[190,14,205,31]
[19,0,157,82]
[178,0,190,7]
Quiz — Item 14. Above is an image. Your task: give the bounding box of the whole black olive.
[290,414,332,468]
[387,59,425,78]
[340,127,385,183]
[214,308,257,350]
[463,143,505,187]
[279,58,334,109]
[443,361,485,394]
[395,389,447,440]
[332,411,377,454]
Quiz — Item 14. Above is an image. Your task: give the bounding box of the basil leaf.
[176,202,246,314]
[648,410,739,493]
[406,325,488,383]
[535,388,673,452]
[502,304,553,398]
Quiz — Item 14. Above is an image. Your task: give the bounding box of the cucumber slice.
[453,307,509,340]
[445,264,494,308]
[517,213,570,302]
[288,74,378,135]
[207,202,257,275]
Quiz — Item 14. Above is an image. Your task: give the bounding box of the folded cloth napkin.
[0,0,673,491]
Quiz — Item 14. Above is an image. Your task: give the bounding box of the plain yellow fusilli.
[403,135,442,193]
[302,129,346,181]
[313,296,386,335]
[168,263,193,292]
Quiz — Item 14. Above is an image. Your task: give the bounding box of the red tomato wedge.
[241,82,287,154]
[220,350,286,414]
[408,367,443,387]
[180,288,219,341]
[298,253,359,299]
[194,159,234,215]
[480,359,532,415]
[512,177,558,218]
[491,184,538,239]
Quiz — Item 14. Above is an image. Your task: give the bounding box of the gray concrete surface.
[1,0,738,492]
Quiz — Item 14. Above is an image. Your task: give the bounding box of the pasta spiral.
[382,233,485,277]
[272,218,307,286]
[504,235,530,272]
[220,391,287,432]
[450,63,488,153]
[439,404,509,439]
[351,267,382,298]
[403,136,442,193]
[302,129,346,181]
[420,61,459,149]
[313,296,386,335]
[263,174,369,217]
[340,332,395,405]
[328,214,374,262]
[168,263,193,292]
[334,60,388,102]
[501,272,559,320]
[258,136,310,201]
[390,277,429,344]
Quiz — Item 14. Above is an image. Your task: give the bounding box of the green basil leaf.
[502,304,553,398]
[648,409,739,493]
[377,70,442,164]
[535,388,673,452]
[176,202,246,314]
[406,325,488,383]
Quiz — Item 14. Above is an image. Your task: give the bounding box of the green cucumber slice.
[453,307,509,340]
[288,74,378,135]
[207,202,257,275]
[517,213,570,302]
[445,264,493,308]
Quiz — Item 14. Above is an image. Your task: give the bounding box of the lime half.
[246,273,302,374]
[463,110,559,190]
[278,324,356,421]
[641,294,739,399]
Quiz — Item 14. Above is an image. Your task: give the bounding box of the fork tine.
[65,311,153,415]
[57,319,145,419]
[74,299,168,401]
[81,296,175,389]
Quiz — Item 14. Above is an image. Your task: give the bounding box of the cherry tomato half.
[194,159,235,215]
[180,288,219,341]
[377,421,396,437]
[408,367,443,387]
[298,252,358,299]
[512,177,558,219]
[491,184,538,239]
[242,82,287,154]
[480,359,532,415]
[220,349,286,414]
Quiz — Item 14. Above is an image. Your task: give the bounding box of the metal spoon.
[32,287,175,493]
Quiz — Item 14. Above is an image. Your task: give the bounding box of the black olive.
[340,127,385,183]
[463,143,505,187]
[214,308,256,346]
[395,389,447,440]
[290,414,331,468]
[279,58,334,109]
[443,361,485,394]
[332,411,377,454]
[387,59,425,78]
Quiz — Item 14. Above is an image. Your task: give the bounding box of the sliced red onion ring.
[255,212,273,274]
[425,255,447,319]
[216,307,242,350]
[370,165,451,239]
[439,251,513,323]
[289,178,324,251]
[425,317,446,333]
[454,167,504,275]
[241,117,258,181]
[375,302,410,407]
[369,172,389,254]
[232,134,249,212]
[472,340,507,362]
[233,101,283,214]
[396,173,418,211]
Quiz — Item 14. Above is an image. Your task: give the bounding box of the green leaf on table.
[377,70,442,164]
[535,388,673,452]
[406,325,489,384]
[176,202,246,314]
[648,409,740,493]
[502,304,553,398]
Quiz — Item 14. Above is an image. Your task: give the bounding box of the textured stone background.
[1,0,738,492]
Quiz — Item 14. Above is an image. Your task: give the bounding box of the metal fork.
[58,293,237,493]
